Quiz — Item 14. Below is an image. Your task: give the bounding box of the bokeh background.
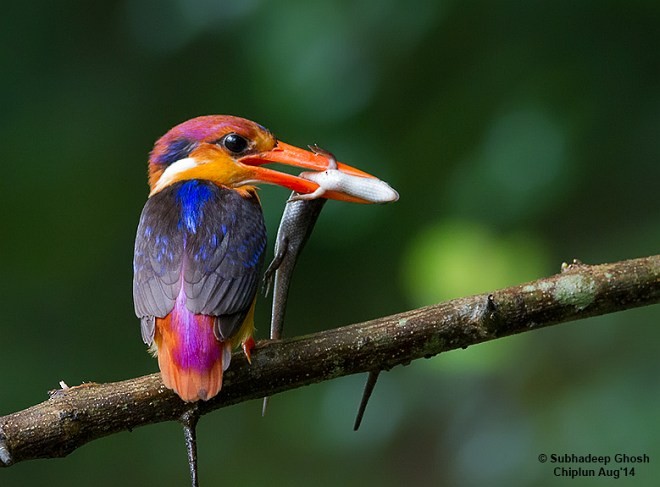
[2,1,659,486]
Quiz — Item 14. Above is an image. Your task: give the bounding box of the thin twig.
[181,406,200,487]
[353,370,380,431]
[1,255,658,467]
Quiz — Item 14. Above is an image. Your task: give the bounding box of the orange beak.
[237,142,379,203]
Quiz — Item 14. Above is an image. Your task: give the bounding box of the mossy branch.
[1,255,659,467]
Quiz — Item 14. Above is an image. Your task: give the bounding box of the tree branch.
[1,255,658,467]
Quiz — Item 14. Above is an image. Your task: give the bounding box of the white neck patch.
[152,157,199,194]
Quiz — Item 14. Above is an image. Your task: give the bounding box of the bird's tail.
[154,292,231,402]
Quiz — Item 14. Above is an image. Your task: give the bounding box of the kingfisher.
[133,115,381,402]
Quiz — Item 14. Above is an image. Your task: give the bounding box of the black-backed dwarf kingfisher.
[133,115,384,402]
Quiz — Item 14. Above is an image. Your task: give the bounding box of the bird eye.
[221,133,249,154]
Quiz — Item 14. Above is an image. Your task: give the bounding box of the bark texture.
[1,255,658,467]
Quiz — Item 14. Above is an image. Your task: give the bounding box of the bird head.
[147,115,376,202]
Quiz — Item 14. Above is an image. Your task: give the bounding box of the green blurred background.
[2,1,659,486]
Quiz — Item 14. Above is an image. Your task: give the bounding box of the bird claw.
[242,337,255,364]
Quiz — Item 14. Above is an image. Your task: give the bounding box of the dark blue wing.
[133,180,266,344]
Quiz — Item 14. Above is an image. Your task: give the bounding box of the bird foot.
[242,337,255,364]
